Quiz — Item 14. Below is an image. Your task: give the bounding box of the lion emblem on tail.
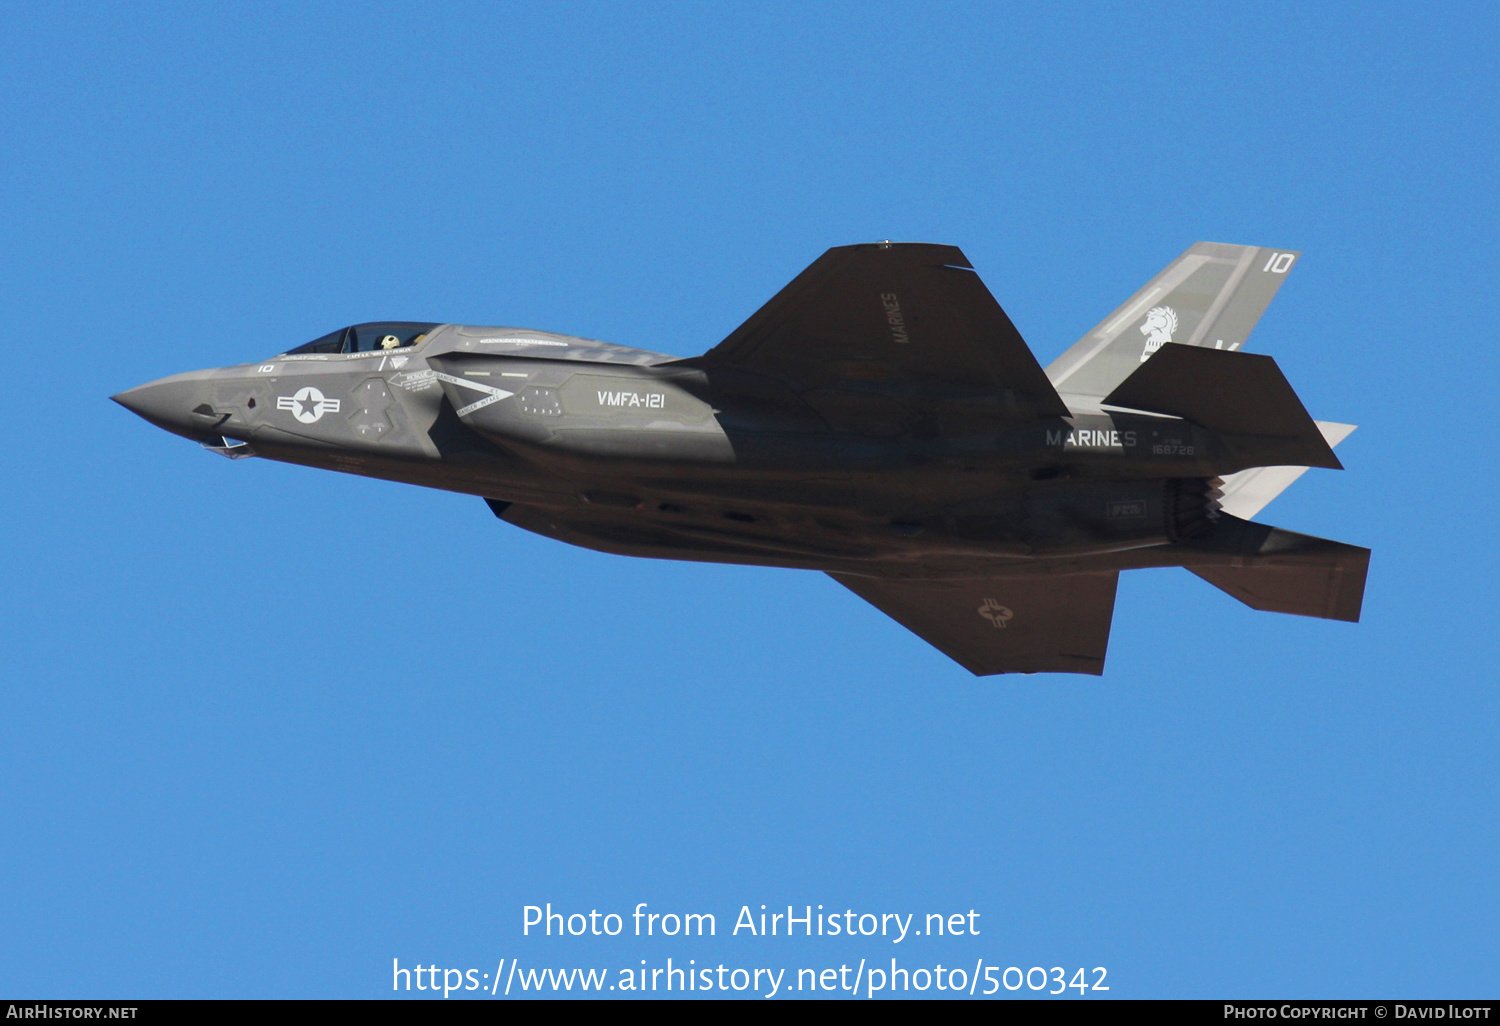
[1138,305,1178,362]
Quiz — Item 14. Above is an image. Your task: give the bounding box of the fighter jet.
[114,242,1367,675]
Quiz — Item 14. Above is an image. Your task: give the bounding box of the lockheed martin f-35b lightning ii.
[114,242,1368,675]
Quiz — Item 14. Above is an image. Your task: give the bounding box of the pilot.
[380,334,401,350]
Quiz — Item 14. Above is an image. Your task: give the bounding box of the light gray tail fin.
[1047,242,1300,401]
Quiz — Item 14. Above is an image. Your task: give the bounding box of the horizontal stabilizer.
[1181,514,1369,621]
[1103,343,1341,470]
[1217,422,1356,519]
[829,571,1118,675]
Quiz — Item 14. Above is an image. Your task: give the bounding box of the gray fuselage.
[116,323,1235,580]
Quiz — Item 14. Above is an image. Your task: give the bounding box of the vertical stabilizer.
[1047,242,1300,401]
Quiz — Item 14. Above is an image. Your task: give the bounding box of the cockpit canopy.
[285,322,440,355]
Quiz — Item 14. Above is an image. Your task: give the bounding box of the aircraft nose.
[111,370,220,440]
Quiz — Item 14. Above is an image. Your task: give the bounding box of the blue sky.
[1,1,1496,999]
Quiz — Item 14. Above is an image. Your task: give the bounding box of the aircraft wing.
[828,571,1118,675]
[698,243,1068,420]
